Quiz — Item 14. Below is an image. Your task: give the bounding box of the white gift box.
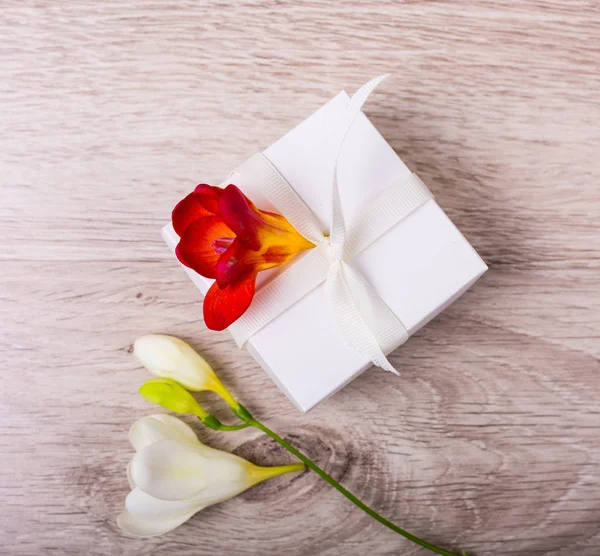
[163,87,487,412]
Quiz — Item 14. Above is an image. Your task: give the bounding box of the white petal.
[117,510,196,537]
[118,487,205,537]
[130,439,208,501]
[177,449,255,506]
[126,460,135,489]
[188,480,252,508]
[134,335,215,391]
[129,414,199,452]
[125,487,205,520]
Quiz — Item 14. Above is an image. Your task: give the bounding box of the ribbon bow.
[227,76,432,373]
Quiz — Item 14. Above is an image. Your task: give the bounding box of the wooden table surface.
[2,2,599,555]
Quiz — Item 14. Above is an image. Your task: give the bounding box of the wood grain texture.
[1,1,599,554]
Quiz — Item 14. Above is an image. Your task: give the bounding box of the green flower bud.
[139,378,208,419]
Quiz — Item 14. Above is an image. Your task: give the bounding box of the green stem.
[218,422,250,431]
[199,415,250,431]
[250,418,461,556]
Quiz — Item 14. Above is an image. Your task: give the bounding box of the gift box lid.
[163,89,487,412]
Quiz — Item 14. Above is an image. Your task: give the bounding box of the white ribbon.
[227,75,433,374]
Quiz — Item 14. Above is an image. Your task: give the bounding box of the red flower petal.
[176,216,235,279]
[218,185,263,251]
[172,192,212,237]
[203,271,257,330]
[214,238,259,288]
[194,184,223,214]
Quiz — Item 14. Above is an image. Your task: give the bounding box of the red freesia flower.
[173,184,315,331]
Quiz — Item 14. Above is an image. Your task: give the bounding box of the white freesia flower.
[117,414,303,537]
[134,335,217,392]
[134,335,238,407]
